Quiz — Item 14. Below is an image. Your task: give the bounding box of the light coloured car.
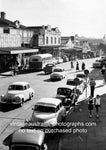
[50,67,65,80]
[55,57,63,64]
[29,97,66,127]
[0,82,34,106]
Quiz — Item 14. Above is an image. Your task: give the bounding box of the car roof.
[10,82,29,86]
[36,98,61,107]
[57,85,74,90]
[11,129,45,146]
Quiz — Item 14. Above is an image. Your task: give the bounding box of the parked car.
[66,77,86,94]
[92,60,102,68]
[76,73,89,85]
[55,57,63,64]
[43,63,55,74]
[0,82,34,107]
[56,85,74,110]
[50,67,65,81]
[8,128,47,150]
[29,97,66,127]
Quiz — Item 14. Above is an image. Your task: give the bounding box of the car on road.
[66,77,86,94]
[8,128,47,150]
[56,86,73,110]
[92,60,102,68]
[76,73,89,85]
[43,63,55,74]
[50,67,65,81]
[55,57,63,64]
[0,82,34,107]
[29,97,66,127]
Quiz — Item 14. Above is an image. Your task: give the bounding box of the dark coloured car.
[56,86,74,110]
[43,63,55,74]
[8,128,47,150]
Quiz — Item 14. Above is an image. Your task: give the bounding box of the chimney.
[1,12,6,19]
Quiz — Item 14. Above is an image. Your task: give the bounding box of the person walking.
[71,88,78,112]
[76,62,79,72]
[101,65,105,75]
[71,61,74,69]
[90,78,96,97]
[81,62,85,71]
[94,95,101,118]
[88,96,94,118]
[103,69,106,83]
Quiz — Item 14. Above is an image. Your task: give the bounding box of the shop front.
[0,47,39,72]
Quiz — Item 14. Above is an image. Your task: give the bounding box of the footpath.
[58,80,106,150]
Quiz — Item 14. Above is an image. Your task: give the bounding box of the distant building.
[27,25,61,56]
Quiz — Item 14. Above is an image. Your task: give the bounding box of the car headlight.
[14,96,21,102]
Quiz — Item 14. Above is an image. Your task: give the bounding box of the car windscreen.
[57,88,72,96]
[54,69,62,72]
[34,105,56,113]
[8,85,24,90]
[11,145,39,150]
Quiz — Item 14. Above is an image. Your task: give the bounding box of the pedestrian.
[101,65,106,75]
[88,96,94,118]
[90,78,96,97]
[71,61,74,69]
[82,62,85,71]
[94,95,101,118]
[76,62,79,72]
[71,88,78,112]
[103,69,106,83]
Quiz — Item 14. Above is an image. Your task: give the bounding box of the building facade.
[27,25,61,56]
[0,12,38,71]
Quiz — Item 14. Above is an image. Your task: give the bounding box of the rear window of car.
[11,145,39,150]
[8,85,24,90]
[34,105,56,113]
[54,69,62,72]
[57,88,72,96]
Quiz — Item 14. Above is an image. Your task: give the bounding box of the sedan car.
[66,77,86,94]
[55,57,63,64]
[8,128,47,150]
[76,73,89,85]
[43,63,55,74]
[50,67,65,81]
[56,86,73,110]
[29,97,66,127]
[92,60,102,68]
[0,82,34,107]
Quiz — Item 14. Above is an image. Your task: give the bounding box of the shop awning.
[0,47,39,54]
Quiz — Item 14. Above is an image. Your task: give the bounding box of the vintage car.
[55,57,63,64]
[76,73,89,85]
[56,86,74,110]
[0,82,34,107]
[50,67,65,81]
[66,77,86,94]
[92,60,102,68]
[29,97,66,127]
[8,128,47,150]
[43,63,55,74]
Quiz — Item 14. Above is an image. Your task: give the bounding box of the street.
[0,58,97,150]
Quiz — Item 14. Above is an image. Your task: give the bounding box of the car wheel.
[29,93,33,100]
[20,99,24,107]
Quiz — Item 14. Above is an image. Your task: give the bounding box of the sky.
[0,0,106,38]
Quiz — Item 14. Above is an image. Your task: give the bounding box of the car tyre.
[20,99,24,107]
